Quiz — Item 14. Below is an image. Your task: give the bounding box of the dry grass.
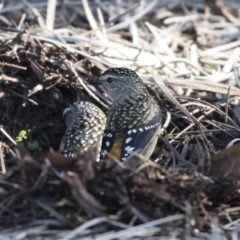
[1,0,240,239]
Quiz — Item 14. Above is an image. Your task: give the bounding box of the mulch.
[1,1,240,239]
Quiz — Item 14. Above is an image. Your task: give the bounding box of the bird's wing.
[59,122,86,157]
[120,113,162,162]
[101,113,162,161]
[60,123,102,158]
[100,131,117,159]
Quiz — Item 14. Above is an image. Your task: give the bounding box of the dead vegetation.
[1,0,240,239]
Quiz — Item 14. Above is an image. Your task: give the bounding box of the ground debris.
[1,0,240,239]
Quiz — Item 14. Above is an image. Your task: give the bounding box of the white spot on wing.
[125,146,135,152]
[139,128,143,132]
[127,130,131,134]
[125,137,132,143]
[132,129,137,133]
[106,141,110,147]
[101,150,108,157]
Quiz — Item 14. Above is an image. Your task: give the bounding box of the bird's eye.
[107,77,113,83]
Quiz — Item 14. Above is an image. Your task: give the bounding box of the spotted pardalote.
[59,101,106,161]
[91,68,162,167]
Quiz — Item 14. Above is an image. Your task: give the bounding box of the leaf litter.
[1,0,240,239]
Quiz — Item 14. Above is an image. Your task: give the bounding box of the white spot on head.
[106,141,110,147]
[125,137,132,143]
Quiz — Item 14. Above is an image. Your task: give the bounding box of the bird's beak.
[91,76,102,85]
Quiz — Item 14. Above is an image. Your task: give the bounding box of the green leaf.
[16,142,24,148]
[18,130,27,139]
[26,140,39,151]
[15,130,28,148]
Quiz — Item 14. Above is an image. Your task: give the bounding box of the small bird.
[91,68,162,166]
[59,101,106,161]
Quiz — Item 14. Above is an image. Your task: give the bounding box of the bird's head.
[91,68,148,101]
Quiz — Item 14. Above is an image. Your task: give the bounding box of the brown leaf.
[36,149,74,168]
[210,143,240,178]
